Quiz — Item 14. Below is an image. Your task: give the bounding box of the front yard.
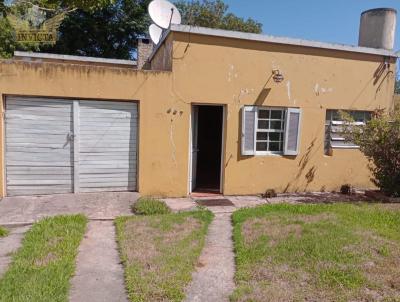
[231,203,400,301]
[0,215,87,302]
[115,209,213,302]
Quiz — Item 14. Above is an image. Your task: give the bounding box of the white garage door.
[79,100,137,192]
[5,96,138,196]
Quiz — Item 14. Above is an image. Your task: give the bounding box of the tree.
[343,111,400,197]
[175,0,262,34]
[0,0,121,58]
[42,0,150,59]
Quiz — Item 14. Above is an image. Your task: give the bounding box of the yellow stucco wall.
[0,31,396,197]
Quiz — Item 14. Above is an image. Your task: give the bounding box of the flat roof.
[13,51,137,66]
[150,24,398,61]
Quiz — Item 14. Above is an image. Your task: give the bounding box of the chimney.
[359,8,397,50]
[137,38,154,69]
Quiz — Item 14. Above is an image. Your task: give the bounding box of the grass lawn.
[0,215,87,302]
[115,210,213,302]
[0,226,8,237]
[232,203,400,302]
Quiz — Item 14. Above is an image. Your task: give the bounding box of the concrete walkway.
[0,225,31,278]
[0,192,138,225]
[184,212,235,302]
[69,221,128,302]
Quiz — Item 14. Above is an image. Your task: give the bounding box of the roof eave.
[149,24,398,62]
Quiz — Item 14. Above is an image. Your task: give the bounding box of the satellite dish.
[148,0,182,29]
[149,24,163,44]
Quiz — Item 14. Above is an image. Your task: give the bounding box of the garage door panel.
[6,97,74,196]
[6,186,73,196]
[78,100,137,192]
[7,166,72,174]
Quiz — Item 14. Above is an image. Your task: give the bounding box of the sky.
[223,0,400,51]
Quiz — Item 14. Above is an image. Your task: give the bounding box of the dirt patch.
[242,217,301,247]
[161,217,200,245]
[242,214,334,247]
[289,213,336,224]
[121,216,200,270]
[34,252,58,267]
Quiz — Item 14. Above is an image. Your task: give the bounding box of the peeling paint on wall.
[233,88,254,106]
[169,119,178,166]
[314,83,334,96]
[228,64,238,82]
[286,81,292,102]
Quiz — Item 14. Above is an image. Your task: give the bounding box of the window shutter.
[241,106,256,156]
[284,108,302,156]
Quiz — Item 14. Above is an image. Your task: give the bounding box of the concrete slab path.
[0,225,30,278]
[69,221,128,302]
[0,192,138,225]
[184,212,235,302]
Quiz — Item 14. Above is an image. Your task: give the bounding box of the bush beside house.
[344,110,400,197]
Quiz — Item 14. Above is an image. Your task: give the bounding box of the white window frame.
[254,107,286,156]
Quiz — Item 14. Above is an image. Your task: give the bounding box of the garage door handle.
[67,133,75,141]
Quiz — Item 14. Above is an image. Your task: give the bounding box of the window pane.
[269,132,281,141]
[271,110,282,119]
[269,142,281,151]
[351,111,365,122]
[256,142,268,151]
[257,132,268,140]
[258,110,269,119]
[332,110,341,121]
[258,120,269,129]
[270,121,283,130]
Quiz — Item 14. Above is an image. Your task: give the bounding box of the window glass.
[256,142,268,151]
[258,120,269,129]
[258,110,269,119]
[270,121,283,130]
[270,110,282,119]
[256,108,285,153]
[257,132,268,140]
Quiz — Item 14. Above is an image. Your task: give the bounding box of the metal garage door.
[5,97,138,196]
[78,100,137,192]
[5,97,74,195]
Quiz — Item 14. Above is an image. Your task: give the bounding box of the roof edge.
[13,51,137,66]
[157,24,398,58]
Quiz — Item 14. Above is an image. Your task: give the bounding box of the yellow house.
[0,19,397,198]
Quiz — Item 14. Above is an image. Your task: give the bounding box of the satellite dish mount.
[148,0,182,44]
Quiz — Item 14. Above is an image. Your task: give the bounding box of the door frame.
[188,103,226,195]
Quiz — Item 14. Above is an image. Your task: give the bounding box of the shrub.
[340,184,353,195]
[343,110,400,197]
[132,198,171,215]
[262,189,277,198]
[0,226,8,237]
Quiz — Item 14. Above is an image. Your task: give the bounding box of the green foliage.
[1,0,131,58]
[0,215,87,301]
[0,17,16,58]
[132,197,172,215]
[175,0,262,34]
[343,111,400,197]
[42,0,150,59]
[0,226,9,237]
